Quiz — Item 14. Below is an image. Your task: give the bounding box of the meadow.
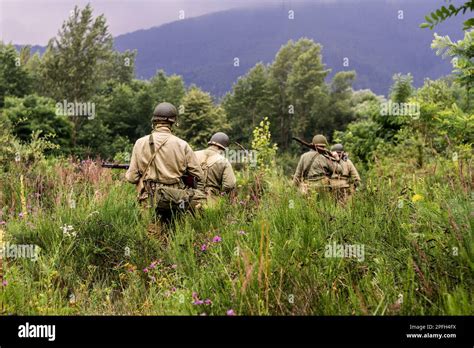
[0,153,472,316]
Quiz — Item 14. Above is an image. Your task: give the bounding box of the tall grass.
[0,156,472,315]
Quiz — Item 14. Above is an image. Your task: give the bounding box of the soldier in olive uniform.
[293,134,343,195]
[126,102,204,223]
[195,132,236,203]
[329,143,361,203]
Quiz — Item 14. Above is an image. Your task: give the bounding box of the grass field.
[0,155,472,315]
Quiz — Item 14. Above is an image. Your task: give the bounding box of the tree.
[222,63,273,146]
[2,95,73,152]
[431,30,474,108]
[149,70,186,108]
[312,71,356,139]
[100,50,137,84]
[390,73,414,103]
[268,38,330,150]
[176,86,229,148]
[287,43,330,140]
[0,43,32,107]
[40,4,113,144]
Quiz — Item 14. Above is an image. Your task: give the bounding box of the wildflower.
[125,263,137,273]
[61,224,76,237]
[412,194,423,203]
[239,200,245,205]
[226,309,236,316]
[193,300,204,305]
[18,212,24,218]
[204,299,212,305]
[0,221,6,225]
[2,280,7,286]
[238,230,246,235]
[149,261,159,269]
[171,287,177,292]
[171,264,178,269]
[212,235,222,243]
[200,244,208,251]
[143,268,149,273]
[192,292,199,300]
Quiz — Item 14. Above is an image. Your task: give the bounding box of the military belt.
[307,176,326,181]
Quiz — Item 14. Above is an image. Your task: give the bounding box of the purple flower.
[193,300,204,305]
[2,280,7,286]
[226,309,236,316]
[200,244,208,251]
[149,261,159,269]
[220,192,225,196]
[171,264,178,269]
[238,230,246,235]
[192,292,199,300]
[212,235,222,243]
[204,299,212,305]
[0,221,6,225]
[143,268,149,273]
[171,287,177,292]
[239,200,245,205]
[18,212,24,218]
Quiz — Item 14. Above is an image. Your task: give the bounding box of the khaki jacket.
[195,146,236,195]
[293,150,342,187]
[330,158,361,188]
[125,126,203,185]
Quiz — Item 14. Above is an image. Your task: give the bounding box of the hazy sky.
[0,0,264,45]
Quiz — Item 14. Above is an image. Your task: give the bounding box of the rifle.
[101,162,129,169]
[292,137,338,161]
[101,162,198,189]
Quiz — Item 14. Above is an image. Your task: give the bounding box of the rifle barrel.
[101,163,130,169]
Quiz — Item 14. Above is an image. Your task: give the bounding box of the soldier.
[125,102,204,224]
[195,132,236,204]
[330,143,361,203]
[293,134,342,195]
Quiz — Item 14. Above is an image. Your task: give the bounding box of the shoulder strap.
[304,151,320,178]
[206,152,222,168]
[142,133,171,180]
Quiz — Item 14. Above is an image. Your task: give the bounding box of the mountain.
[113,0,465,97]
[19,0,466,98]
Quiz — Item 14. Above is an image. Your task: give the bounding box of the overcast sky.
[0,0,267,45]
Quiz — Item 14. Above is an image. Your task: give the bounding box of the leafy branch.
[420,0,474,30]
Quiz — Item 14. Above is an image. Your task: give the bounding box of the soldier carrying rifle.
[329,143,361,203]
[292,134,343,195]
[195,132,236,205]
[125,102,205,224]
